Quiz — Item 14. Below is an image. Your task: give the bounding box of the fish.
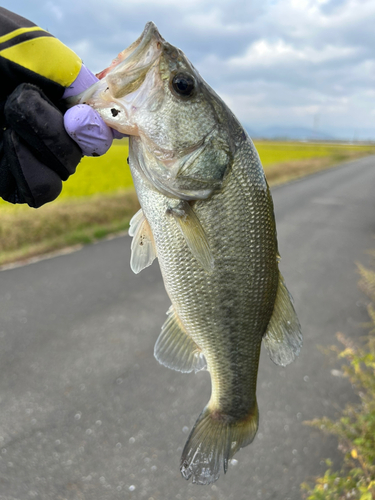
[68,22,302,485]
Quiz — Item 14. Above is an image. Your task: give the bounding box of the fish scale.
[130,129,278,417]
[70,20,302,485]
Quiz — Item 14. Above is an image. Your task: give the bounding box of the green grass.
[301,261,375,500]
[0,190,140,266]
[1,139,374,266]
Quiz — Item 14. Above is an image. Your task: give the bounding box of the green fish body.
[69,22,302,485]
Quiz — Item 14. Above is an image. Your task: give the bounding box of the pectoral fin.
[263,273,302,366]
[167,200,214,272]
[129,209,157,274]
[154,306,207,373]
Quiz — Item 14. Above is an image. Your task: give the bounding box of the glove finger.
[62,64,99,99]
[4,83,82,180]
[0,151,18,204]
[64,105,113,156]
[63,64,127,147]
[4,129,62,208]
[112,129,126,140]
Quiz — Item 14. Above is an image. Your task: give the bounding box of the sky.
[2,0,375,140]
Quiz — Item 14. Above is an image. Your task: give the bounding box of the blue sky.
[2,0,375,139]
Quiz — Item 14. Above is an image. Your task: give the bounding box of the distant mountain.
[248,126,336,141]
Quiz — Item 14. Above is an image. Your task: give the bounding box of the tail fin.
[180,404,259,485]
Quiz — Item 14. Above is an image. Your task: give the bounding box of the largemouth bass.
[69,23,302,485]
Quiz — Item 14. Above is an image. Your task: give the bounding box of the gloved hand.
[0,7,121,208]
[1,82,83,208]
[63,64,123,157]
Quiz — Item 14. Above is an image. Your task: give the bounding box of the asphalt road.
[1,155,375,500]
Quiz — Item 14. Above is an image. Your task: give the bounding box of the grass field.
[1,139,375,267]
[62,139,375,195]
[257,141,375,165]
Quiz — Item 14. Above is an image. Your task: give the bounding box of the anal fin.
[154,306,207,373]
[263,273,302,366]
[129,209,157,274]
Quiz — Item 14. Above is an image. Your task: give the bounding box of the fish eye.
[172,73,195,97]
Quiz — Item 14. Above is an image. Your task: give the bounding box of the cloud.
[229,40,357,66]
[2,0,375,138]
[45,2,64,22]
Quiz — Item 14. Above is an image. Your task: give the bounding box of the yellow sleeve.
[0,26,82,87]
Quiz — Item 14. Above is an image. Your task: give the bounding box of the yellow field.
[255,140,375,166]
[1,139,374,209]
[1,139,374,266]
[58,139,375,199]
[59,139,131,198]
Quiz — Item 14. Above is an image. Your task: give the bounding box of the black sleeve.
[0,8,69,105]
[0,8,83,207]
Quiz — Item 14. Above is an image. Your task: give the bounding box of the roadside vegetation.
[301,261,375,500]
[1,139,374,267]
[259,141,375,185]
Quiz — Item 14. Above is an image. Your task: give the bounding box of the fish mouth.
[106,22,163,98]
[66,22,163,107]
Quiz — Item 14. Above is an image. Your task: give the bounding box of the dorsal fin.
[154,306,207,373]
[263,273,302,366]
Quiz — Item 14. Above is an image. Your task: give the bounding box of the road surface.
[1,155,375,500]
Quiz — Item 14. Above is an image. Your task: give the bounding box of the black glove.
[1,83,82,208]
[0,7,121,208]
[0,7,86,208]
